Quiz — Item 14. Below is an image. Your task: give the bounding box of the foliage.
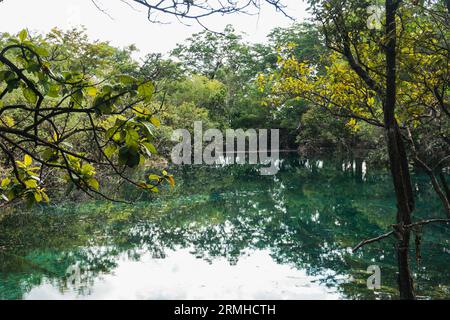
[0,29,171,206]
[258,1,449,170]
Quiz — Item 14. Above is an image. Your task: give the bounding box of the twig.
[91,0,115,20]
[352,219,450,252]
[352,231,394,252]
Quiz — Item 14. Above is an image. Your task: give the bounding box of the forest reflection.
[0,155,448,299]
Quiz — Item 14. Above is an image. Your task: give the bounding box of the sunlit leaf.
[86,87,98,97]
[1,178,11,188]
[19,29,28,42]
[148,174,161,181]
[34,192,42,202]
[25,179,38,189]
[88,178,100,191]
[24,154,33,166]
[150,116,161,127]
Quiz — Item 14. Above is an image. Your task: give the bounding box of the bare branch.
[353,219,450,252]
[125,0,292,28]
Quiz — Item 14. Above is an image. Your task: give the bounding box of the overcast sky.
[0,0,310,58]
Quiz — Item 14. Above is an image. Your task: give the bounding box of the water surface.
[0,155,449,299]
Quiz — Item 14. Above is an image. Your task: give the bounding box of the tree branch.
[353,219,450,252]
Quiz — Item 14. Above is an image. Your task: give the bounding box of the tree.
[0,29,173,207]
[171,25,247,80]
[171,24,321,147]
[0,0,293,207]
[259,0,449,299]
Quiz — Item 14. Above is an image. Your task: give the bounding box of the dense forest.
[0,23,381,205]
[0,0,449,300]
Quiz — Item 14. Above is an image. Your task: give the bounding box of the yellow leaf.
[24,154,32,166]
[34,192,42,202]
[1,115,15,127]
[150,116,161,127]
[167,176,175,188]
[88,178,99,191]
[149,174,160,181]
[1,178,11,188]
[25,179,38,189]
[86,87,97,97]
[42,192,50,202]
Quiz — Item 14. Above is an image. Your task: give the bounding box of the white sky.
[0,0,309,59]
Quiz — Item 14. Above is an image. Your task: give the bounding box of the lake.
[0,154,449,299]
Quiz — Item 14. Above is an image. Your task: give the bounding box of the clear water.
[0,155,449,299]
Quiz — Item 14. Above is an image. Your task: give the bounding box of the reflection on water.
[24,249,340,300]
[0,155,449,300]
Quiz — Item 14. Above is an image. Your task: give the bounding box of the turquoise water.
[0,155,449,299]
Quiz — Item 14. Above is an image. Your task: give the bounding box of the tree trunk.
[384,0,416,300]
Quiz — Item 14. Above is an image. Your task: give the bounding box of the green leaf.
[0,70,15,82]
[7,79,20,92]
[23,87,38,104]
[19,29,28,42]
[25,179,38,189]
[1,178,11,188]
[140,121,155,139]
[34,46,49,57]
[93,95,113,114]
[137,82,154,102]
[125,128,140,149]
[104,144,117,158]
[71,90,84,107]
[118,147,140,168]
[2,115,14,127]
[26,62,41,73]
[101,85,112,94]
[142,142,157,155]
[47,84,60,98]
[61,142,73,149]
[118,74,137,85]
[42,148,57,162]
[80,163,95,177]
[7,190,15,201]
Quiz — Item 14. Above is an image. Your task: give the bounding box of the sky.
[0,0,310,59]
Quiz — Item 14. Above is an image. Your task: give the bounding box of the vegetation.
[0,0,449,300]
[1,156,449,300]
[258,0,449,299]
